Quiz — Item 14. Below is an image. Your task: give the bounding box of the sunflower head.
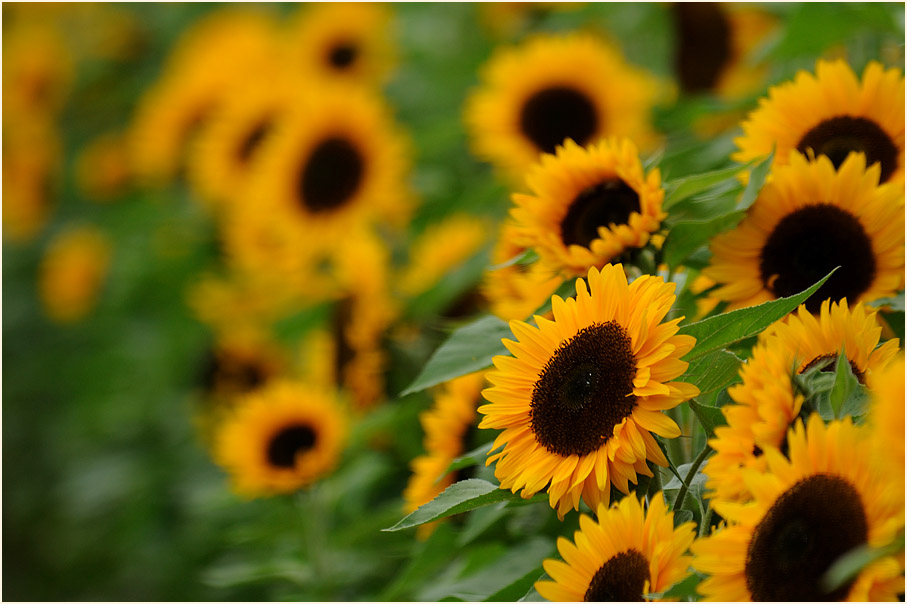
[39,225,112,324]
[479,263,698,517]
[705,298,899,503]
[3,118,60,243]
[510,137,666,277]
[75,131,132,202]
[464,32,661,184]
[214,381,348,497]
[694,414,905,602]
[705,150,905,312]
[535,493,695,601]
[734,58,905,184]
[284,2,396,88]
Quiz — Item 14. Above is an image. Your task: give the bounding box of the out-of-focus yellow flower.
[75,132,132,202]
[2,20,73,122]
[2,119,61,243]
[39,226,112,324]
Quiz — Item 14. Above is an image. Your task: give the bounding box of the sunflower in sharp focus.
[705,299,900,503]
[464,32,661,184]
[244,84,414,246]
[704,151,905,313]
[693,414,905,601]
[403,372,485,538]
[510,138,666,278]
[482,221,564,321]
[398,214,491,298]
[39,225,112,324]
[187,73,300,210]
[284,2,396,88]
[734,58,905,184]
[479,264,699,518]
[214,381,347,498]
[671,2,776,99]
[536,493,695,602]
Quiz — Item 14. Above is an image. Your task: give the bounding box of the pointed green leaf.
[445,442,494,476]
[661,211,744,269]
[680,348,744,397]
[735,149,774,211]
[663,163,750,209]
[821,535,905,594]
[401,315,512,396]
[679,268,837,360]
[830,351,857,420]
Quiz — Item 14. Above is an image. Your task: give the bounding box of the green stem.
[699,506,714,538]
[673,444,711,510]
[297,486,329,596]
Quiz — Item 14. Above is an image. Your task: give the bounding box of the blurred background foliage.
[3,2,904,601]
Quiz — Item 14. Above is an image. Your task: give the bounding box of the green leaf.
[829,351,856,420]
[645,573,704,599]
[689,398,728,437]
[486,248,539,271]
[663,163,749,210]
[445,442,493,476]
[519,573,550,602]
[679,268,837,360]
[681,348,743,397]
[383,479,538,531]
[867,292,905,312]
[436,538,552,601]
[672,509,694,528]
[661,211,744,269]
[401,315,512,396]
[820,535,905,595]
[735,149,774,212]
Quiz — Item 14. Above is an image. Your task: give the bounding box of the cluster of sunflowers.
[4,2,904,602]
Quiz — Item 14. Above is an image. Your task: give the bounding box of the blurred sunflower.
[671,2,776,98]
[693,414,905,601]
[510,138,666,277]
[398,214,491,298]
[477,3,586,40]
[75,131,132,202]
[129,7,282,186]
[38,225,111,324]
[463,32,661,183]
[704,151,905,312]
[403,372,485,538]
[284,2,396,87]
[187,73,300,210]
[245,84,414,246]
[2,119,60,243]
[734,58,905,184]
[482,221,564,321]
[535,494,695,602]
[2,20,73,122]
[705,299,900,503]
[866,353,906,502]
[479,264,698,517]
[214,381,347,498]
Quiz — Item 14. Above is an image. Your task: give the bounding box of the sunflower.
[479,263,699,518]
[2,118,60,243]
[75,131,132,202]
[510,137,666,277]
[693,414,905,601]
[186,72,301,210]
[129,7,282,186]
[283,2,396,88]
[705,298,900,503]
[403,372,485,538]
[476,3,586,40]
[482,221,565,321]
[704,151,905,313]
[38,225,111,324]
[463,32,661,184]
[866,353,906,503]
[2,20,73,122]
[214,381,347,498]
[536,493,695,601]
[398,214,491,298]
[671,3,776,99]
[241,83,414,246]
[734,58,905,184]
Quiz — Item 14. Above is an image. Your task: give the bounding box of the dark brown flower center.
[530,322,637,457]
[332,297,356,385]
[584,549,650,602]
[298,137,364,213]
[797,116,899,184]
[800,353,866,384]
[237,118,272,164]
[328,41,358,69]
[672,2,732,93]
[759,204,876,313]
[745,474,868,601]
[520,86,599,155]
[561,179,641,249]
[267,424,317,468]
